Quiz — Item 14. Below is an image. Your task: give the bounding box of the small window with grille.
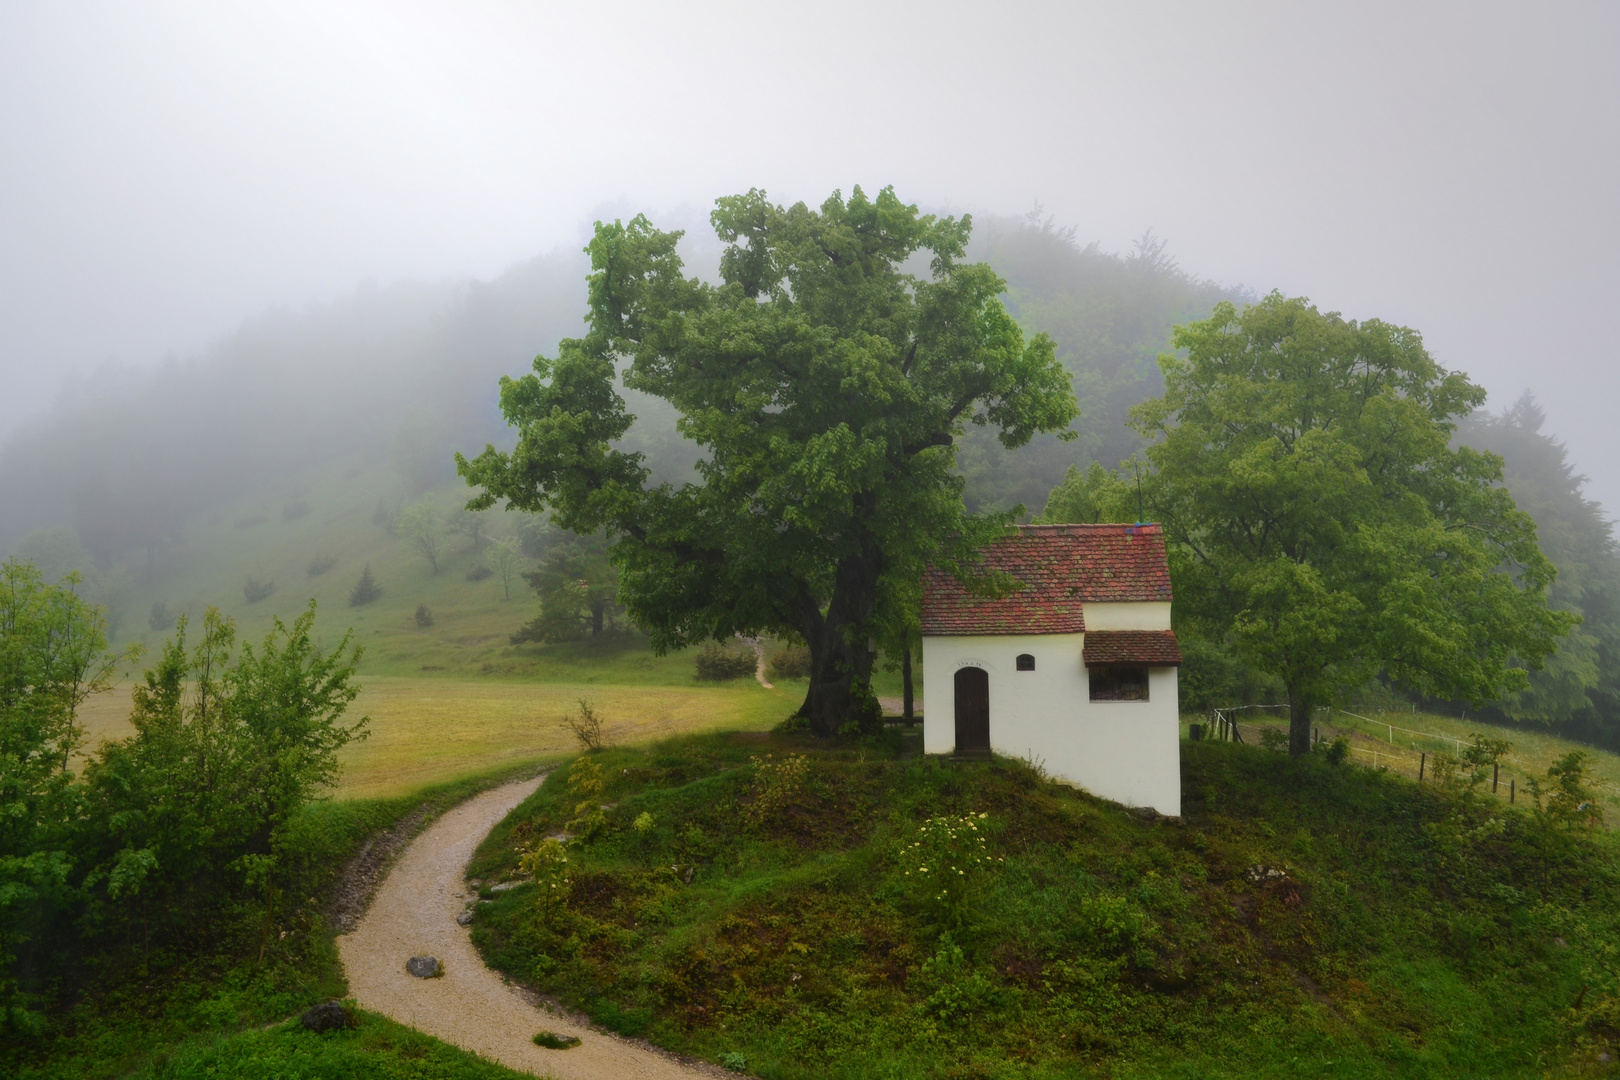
[1015,653,1035,671]
[1089,665,1149,701]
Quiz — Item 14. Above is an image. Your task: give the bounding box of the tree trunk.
[800,549,883,738]
[902,643,914,725]
[1287,684,1312,757]
[590,601,604,638]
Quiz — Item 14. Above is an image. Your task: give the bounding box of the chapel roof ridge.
[1014,522,1161,535]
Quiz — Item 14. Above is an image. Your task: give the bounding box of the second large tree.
[459,187,1077,735]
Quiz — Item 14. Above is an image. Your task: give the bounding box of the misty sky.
[3,2,1618,509]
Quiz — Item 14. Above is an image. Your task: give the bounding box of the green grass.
[120,1008,530,1080]
[466,731,1620,1079]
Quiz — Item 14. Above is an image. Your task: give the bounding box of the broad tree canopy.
[460,186,1077,735]
[1132,292,1575,754]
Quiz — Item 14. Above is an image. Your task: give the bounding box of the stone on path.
[406,955,440,978]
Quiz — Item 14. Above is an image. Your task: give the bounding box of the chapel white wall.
[1081,601,1172,630]
[921,632,1180,817]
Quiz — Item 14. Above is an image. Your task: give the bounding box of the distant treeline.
[1453,395,1620,743]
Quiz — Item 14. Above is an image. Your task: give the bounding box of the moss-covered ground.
[467,732,1620,1079]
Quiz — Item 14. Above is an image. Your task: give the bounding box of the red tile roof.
[920,524,1173,636]
[1082,630,1183,666]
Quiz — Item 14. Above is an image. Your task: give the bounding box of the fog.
[2,1,1618,506]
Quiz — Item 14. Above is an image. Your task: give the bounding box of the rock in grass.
[456,910,474,926]
[533,1030,581,1049]
[406,955,441,978]
[300,1000,355,1032]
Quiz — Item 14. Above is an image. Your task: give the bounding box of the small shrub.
[518,839,572,915]
[566,697,605,752]
[307,555,336,576]
[899,812,1001,923]
[1323,737,1350,766]
[915,934,997,1022]
[372,499,396,533]
[743,753,809,828]
[695,641,757,681]
[767,643,812,680]
[282,500,311,520]
[243,577,276,603]
[632,811,655,836]
[1462,733,1513,788]
[414,604,434,627]
[718,1051,748,1071]
[565,758,607,837]
[349,564,382,606]
[148,600,175,631]
[1528,750,1605,830]
[466,564,493,582]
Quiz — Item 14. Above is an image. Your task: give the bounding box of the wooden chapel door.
[954,666,990,754]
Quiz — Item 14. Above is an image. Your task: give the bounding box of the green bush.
[766,643,812,680]
[694,641,756,681]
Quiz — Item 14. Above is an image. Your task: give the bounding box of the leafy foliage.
[0,560,123,1031]
[767,643,812,680]
[1133,293,1574,752]
[693,642,756,682]
[459,185,1077,736]
[1456,394,1620,740]
[510,528,622,643]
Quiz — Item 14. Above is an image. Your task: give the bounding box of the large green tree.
[460,186,1077,735]
[1132,293,1574,755]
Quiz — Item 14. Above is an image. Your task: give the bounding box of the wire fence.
[1188,704,1620,808]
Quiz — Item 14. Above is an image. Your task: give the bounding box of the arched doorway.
[954,666,990,755]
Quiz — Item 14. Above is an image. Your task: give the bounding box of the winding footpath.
[338,775,722,1080]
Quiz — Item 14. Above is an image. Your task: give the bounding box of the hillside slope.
[466,734,1620,1079]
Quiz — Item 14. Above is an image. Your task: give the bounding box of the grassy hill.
[466,732,1620,1079]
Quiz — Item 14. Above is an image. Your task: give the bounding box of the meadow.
[1209,707,1620,818]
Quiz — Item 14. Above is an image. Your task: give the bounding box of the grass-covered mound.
[468,732,1620,1079]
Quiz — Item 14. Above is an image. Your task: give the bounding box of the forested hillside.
[2,213,1613,742]
[1455,395,1620,744]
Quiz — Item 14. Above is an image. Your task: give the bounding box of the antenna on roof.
[1136,473,1144,525]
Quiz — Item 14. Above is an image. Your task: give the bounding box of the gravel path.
[338,775,725,1080]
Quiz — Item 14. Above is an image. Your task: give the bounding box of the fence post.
[1510,779,1515,804]
[1419,753,1425,782]
[1493,763,1499,794]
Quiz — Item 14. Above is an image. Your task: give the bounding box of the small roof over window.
[1082,630,1183,667]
